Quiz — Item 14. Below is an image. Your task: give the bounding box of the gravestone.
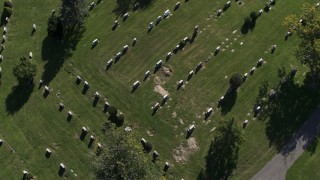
[0,55,3,61]
[76,76,82,84]
[258,9,263,16]
[106,59,113,69]
[215,46,220,55]
[89,2,95,10]
[132,38,137,46]
[123,45,129,53]
[0,139,3,145]
[155,60,163,68]
[32,24,37,32]
[187,124,195,135]
[153,102,160,110]
[177,80,184,90]
[29,52,33,59]
[2,35,6,43]
[196,62,203,72]
[188,70,194,80]
[68,111,73,119]
[3,26,7,34]
[205,108,213,119]
[59,103,64,111]
[217,9,223,16]
[243,119,248,128]
[153,150,159,159]
[104,101,110,109]
[133,81,141,88]
[271,44,277,53]
[218,96,224,107]
[194,25,199,34]
[123,12,129,21]
[164,9,170,18]
[250,67,256,75]
[174,2,180,11]
[144,70,150,80]
[156,16,162,25]
[23,170,28,176]
[46,148,52,156]
[163,162,170,172]
[92,39,99,48]
[243,73,248,82]
[94,92,100,99]
[82,127,88,133]
[257,58,263,67]
[166,52,172,60]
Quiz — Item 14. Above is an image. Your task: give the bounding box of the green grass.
[286,137,320,180]
[0,0,319,179]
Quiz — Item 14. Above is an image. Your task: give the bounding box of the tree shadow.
[255,69,320,154]
[5,83,34,115]
[199,118,242,180]
[41,27,85,85]
[220,90,237,116]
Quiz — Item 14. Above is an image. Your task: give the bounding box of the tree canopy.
[13,56,37,84]
[229,73,242,91]
[95,129,160,179]
[284,3,320,87]
[60,0,87,36]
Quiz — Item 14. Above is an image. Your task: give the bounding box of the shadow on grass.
[255,69,320,154]
[220,90,237,116]
[41,28,85,84]
[198,118,242,179]
[113,0,155,17]
[108,114,124,127]
[5,83,34,115]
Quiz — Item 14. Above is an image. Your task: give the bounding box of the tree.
[229,73,242,91]
[95,129,160,179]
[284,3,320,88]
[250,11,258,21]
[59,0,87,36]
[204,118,243,179]
[13,57,37,84]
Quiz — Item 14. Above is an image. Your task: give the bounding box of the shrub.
[244,17,251,26]
[116,113,125,125]
[250,11,258,21]
[107,106,118,116]
[4,0,13,8]
[229,73,242,91]
[2,7,12,18]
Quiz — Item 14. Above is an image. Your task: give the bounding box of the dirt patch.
[173,137,200,164]
[154,66,173,84]
[154,85,169,96]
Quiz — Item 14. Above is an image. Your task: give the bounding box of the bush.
[116,113,125,125]
[2,7,12,18]
[250,11,258,21]
[108,106,118,116]
[229,73,242,91]
[244,17,251,26]
[4,0,13,8]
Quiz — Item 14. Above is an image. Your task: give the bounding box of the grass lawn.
[0,0,319,179]
[286,137,320,180]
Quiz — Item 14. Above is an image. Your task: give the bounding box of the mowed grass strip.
[0,0,318,179]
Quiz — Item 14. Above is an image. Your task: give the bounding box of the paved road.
[251,108,320,180]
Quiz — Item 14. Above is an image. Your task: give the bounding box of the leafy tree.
[59,0,87,36]
[47,14,63,37]
[13,57,37,84]
[204,118,243,179]
[95,129,160,179]
[284,3,320,88]
[116,0,132,14]
[229,73,242,91]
